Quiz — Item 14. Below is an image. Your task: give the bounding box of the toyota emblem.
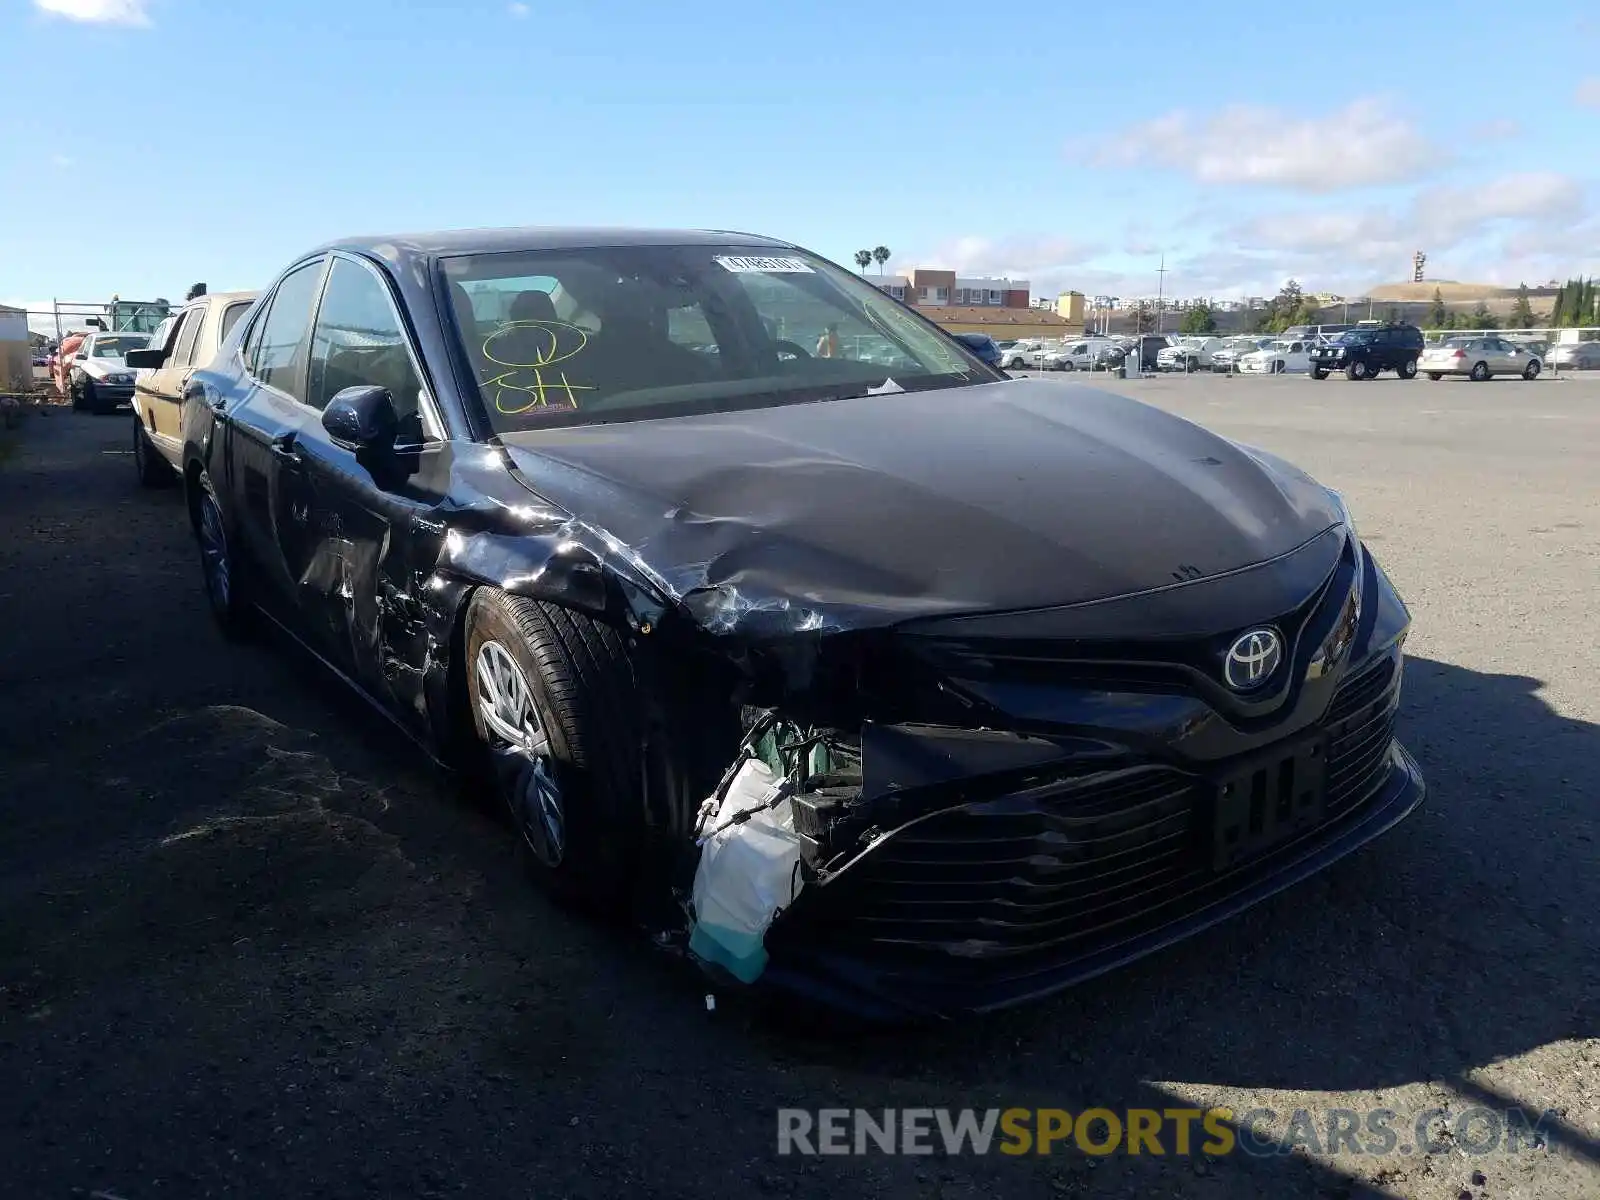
[1223,628,1283,690]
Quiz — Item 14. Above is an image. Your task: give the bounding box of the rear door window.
[251,260,326,403]
[171,305,206,367]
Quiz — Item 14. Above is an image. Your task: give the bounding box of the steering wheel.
[773,339,812,361]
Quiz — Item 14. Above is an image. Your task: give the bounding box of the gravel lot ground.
[1,377,1595,1200]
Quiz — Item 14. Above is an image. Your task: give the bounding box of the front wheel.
[464,590,648,911]
[80,380,99,411]
[1271,359,1285,375]
[1399,358,1418,379]
[1345,361,1368,381]
[1428,372,1443,381]
[1062,361,1075,372]
[1523,360,1541,380]
[1309,367,1328,380]
[1470,361,1490,382]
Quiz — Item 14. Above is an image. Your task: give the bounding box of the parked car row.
[80,224,1424,1019]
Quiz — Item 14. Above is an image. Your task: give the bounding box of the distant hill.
[1367,281,1511,303]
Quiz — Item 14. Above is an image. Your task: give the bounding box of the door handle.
[270,432,301,462]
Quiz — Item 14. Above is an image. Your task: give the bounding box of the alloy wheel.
[198,491,231,611]
[474,639,565,867]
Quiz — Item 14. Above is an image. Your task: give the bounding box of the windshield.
[441,244,996,431]
[88,335,150,359]
[1337,331,1374,345]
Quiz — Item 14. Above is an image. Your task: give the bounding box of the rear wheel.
[192,470,254,638]
[1427,372,1443,381]
[464,590,648,912]
[1470,361,1490,382]
[1399,357,1418,379]
[1523,359,1541,380]
[133,416,170,488]
[1346,361,1368,381]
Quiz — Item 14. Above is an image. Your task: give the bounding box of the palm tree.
[872,245,890,275]
[853,249,873,273]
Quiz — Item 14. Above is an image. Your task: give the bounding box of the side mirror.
[124,348,166,369]
[74,352,87,361]
[322,385,397,451]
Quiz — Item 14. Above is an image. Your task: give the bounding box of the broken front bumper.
[758,650,1424,1021]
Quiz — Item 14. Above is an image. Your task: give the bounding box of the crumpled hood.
[500,378,1341,634]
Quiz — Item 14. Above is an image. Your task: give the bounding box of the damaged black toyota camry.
[177,228,1423,1020]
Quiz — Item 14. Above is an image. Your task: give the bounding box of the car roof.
[312,226,797,262]
[191,290,259,306]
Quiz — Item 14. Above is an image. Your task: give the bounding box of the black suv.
[1309,324,1425,380]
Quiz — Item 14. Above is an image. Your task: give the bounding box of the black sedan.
[176,228,1424,1019]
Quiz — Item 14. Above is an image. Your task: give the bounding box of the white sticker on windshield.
[713,255,815,274]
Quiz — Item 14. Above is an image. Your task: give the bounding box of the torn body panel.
[680,537,1422,1018]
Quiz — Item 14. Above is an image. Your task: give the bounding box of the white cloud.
[1576,77,1600,108]
[507,1,530,15]
[33,0,150,25]
[1099,98,1440,192]
[1473,118,1520,139]
[50,154,75,169]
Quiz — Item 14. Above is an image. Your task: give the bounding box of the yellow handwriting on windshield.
[481,319,594,414]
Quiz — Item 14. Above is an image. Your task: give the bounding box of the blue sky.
[4,0,1599,329]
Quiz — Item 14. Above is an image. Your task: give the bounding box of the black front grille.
[1326,656,1398,816]
[788,652,1404,975]
[837,767,1207,959]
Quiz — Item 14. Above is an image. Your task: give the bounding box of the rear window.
[219,301,252,344]
[442,244,994,432]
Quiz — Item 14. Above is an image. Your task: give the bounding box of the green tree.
[872,246,891,275]
[853,249,873,273]
[1179,303,1217,334]
[1471,300,1498,330]
[1131,302,1156,334]
[1428,288,1448,329]
[1386,306,1402,325]
[1509,284,1535,329]
[1551,282,1568,326]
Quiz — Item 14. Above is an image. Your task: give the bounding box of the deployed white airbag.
[688,758,805,984]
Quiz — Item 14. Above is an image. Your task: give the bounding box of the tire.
[1310,367,1327,380]
[133,416,170,488]
[1428,373,1442,381]
[1271,360,1285,375]
[1062,361,1075,371]
[1469,361,1490,382]
[192,469,254,639]
[1345,361,1368,381]
[81,380,98,411]
[1523,360,1541,380]
[464,590,647,911]
[1399,358,1418,379]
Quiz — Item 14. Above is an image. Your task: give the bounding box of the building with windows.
[870,268,1030,309]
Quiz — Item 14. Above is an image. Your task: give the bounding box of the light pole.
[1156,255,1167,336]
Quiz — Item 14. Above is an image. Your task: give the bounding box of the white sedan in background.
[1238,338,1313,375]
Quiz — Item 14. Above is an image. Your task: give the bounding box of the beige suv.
[127,290,258,486]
